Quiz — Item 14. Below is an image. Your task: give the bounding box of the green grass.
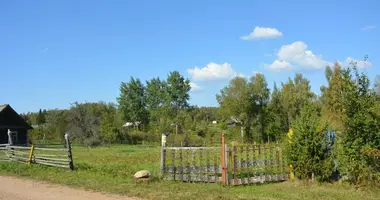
[0,145,379,200]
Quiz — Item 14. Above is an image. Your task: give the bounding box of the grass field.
[0,145,379,200]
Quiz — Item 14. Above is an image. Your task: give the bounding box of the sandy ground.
[0,176,140,200]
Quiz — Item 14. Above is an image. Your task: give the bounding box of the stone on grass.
[134,170,151,179]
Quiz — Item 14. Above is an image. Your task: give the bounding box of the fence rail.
[0,133,74,170]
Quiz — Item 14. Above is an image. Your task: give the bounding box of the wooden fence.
[161,133,289,185]
[161,147,222,182]
[0,133,74,170]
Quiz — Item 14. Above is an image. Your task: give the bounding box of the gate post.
[221,133,227,185]
[65,133,74,170]
[160,133,167,178]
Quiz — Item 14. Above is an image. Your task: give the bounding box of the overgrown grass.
[0,145,379,200]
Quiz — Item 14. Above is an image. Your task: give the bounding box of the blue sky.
[1,0,379,113]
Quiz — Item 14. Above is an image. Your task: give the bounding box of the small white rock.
[134,170,151,179]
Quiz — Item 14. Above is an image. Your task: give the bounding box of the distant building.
[122,121,141,127]
[223,116,242,127]
[0,104,33,145]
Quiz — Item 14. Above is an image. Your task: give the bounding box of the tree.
[68,102,102,146]
[279,73,315,129]
[146,77,167,127]
[249,73,270,142]
[266,82,287,141]
[321,63,346,132]
[99,103,118,143]
[45,109,69,142]
[286,102,328,181]
[164,71,191,133]
[36,109,46,125]
[340,66,380,184]
[217,77,256,142]
[117,77,148,129]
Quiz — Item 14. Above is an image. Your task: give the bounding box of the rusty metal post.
[221,133,227,185]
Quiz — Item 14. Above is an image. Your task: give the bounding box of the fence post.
[221,133,227,185]
[160,133,167,178]
[28,145,35,167]
[64,133,74,170]
[7,129,13,145]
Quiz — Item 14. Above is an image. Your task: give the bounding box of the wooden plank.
[8,146,31,150]
[166,147,221,150]
[35,160,70,168]
[213,149,217,183]
[34,147,67,152]
[187,149,190,182]
[206,150,209,182]
[171,149,175,181]
[179,149,183,181]
[8,156,28,161]
[34,159,69,166]
[34,156,69,162]
[233,146,237,185]
[192,150,196,181]
[164,165,222,174]
[198,149,202,182]
[33,154,66,157]
[165,174,222,183]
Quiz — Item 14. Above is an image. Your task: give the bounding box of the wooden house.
[0,104,32,145]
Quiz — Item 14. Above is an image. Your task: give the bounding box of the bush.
[83,136,102,147]
[286,103,332,181]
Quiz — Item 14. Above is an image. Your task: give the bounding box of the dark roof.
[0,104,32,129]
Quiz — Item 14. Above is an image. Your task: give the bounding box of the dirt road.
[0,176,140,200]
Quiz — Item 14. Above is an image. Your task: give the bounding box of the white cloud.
[188,62,238,81]
[265,41,329,72]
[241,26,283,40]
[189,82,203,92]
[264,60,293,71]
[344,57,372,68]
[277,41,327,69]
[361,25,376,31]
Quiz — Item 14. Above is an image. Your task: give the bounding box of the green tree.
[266,82,287,141]
[146,77,167,130]
[321,63,346,132]
[164,71,191,132]
[117,77,148,129]
[99,103,118,143]
[286,102,328,181]
[68,102,102,146]
[279,73,315,129]
[250,73,270,142]
[36,109,46,125]
[340,66,380,184]
[217,77,256,142]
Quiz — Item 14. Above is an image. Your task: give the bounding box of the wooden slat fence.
[0,133,74,170]
[227,143,288,185]
[162,147,222,183]
[160,133,289,185]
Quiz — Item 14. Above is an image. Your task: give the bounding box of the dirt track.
[0,176,140,200]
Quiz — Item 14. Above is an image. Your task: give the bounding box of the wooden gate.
[160,133,289,185]
[225,143,288,185]
[161,146,222,183]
